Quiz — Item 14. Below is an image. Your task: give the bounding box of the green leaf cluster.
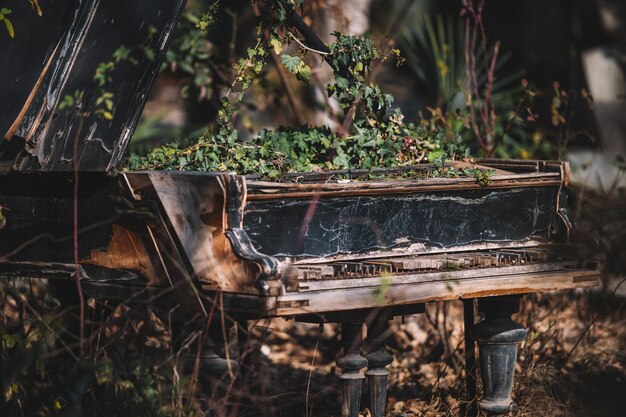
[163,8,219,101]
[128,119,473,180]
[0,7,14,38]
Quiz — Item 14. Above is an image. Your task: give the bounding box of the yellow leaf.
[4,18,14,38]
[31,0,42,16]
[520,149,530,159]
[270,38,283,55]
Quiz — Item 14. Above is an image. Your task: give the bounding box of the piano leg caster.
[365,319,392,417]
[337,321,367,417]
[473,295,527,416]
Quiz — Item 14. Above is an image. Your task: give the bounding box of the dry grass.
[248,290,626,417]
[2,278,624,417]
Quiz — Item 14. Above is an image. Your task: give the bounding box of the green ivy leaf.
[2,334,16,349]
[4,18,14,38]
[280,54,302,73]
[296,61,311,83]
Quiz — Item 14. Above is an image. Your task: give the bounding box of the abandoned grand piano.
[0,1,600,416]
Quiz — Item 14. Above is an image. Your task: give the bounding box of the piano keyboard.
[287,249,552,283]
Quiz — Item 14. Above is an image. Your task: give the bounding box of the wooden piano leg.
[473,295,527,416]
[365,318,392,417]
[337,321,367,417]
[182,328,239,413]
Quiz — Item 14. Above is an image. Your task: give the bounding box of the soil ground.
[235,289,626,417]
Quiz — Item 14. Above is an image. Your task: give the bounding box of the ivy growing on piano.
[58,27,158,121]
[128,0,495,185]
[0,1,43,39]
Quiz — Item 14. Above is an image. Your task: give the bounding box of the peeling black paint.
[0,0,186,173]
[244,187,558,258]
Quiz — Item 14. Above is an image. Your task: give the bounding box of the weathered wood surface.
[84,224,162,286]
[0,0,186,173]
[0,160,599,318]
[270,268,599,316]
[0,0,73,145]
[124,172,277,294]
[0,172,119,263]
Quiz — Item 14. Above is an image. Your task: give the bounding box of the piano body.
[0,1,600,416]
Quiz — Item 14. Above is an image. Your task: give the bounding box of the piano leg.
[365,318,392,417]
[337,321,367,417]
[182,328,239,412]
[473,295,527,416]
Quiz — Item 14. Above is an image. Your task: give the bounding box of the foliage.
[162,6,220,102]
[0,0,43,40]
[130,14,488,182]
[127,122,464,177]
[397,9,536,159]
[130,14,480,178]
[399,14,520,113]
[58,28,157,121]
[0,7,14,39]
[0,279,201,417]
[325,32,397,122]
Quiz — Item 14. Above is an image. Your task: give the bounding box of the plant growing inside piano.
[0,7,14,39]
[128,0,494,184]
[0,1,42,40]
[59,28,158,120]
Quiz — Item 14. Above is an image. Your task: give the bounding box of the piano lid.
[0,0,186,174]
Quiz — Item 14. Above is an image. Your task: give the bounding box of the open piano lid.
[0,0,186,174]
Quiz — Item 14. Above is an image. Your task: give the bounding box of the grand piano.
[0,1,600,416]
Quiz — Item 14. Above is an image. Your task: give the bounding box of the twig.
[276,0,330,55]
[252,3,306,125]
[305,333,320,417]
[287,31,329,56]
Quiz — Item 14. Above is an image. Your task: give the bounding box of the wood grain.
[271,269,599,316]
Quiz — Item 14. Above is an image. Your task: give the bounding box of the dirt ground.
[233,289,626,417]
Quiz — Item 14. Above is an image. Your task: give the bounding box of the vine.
[129,0,493,184]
